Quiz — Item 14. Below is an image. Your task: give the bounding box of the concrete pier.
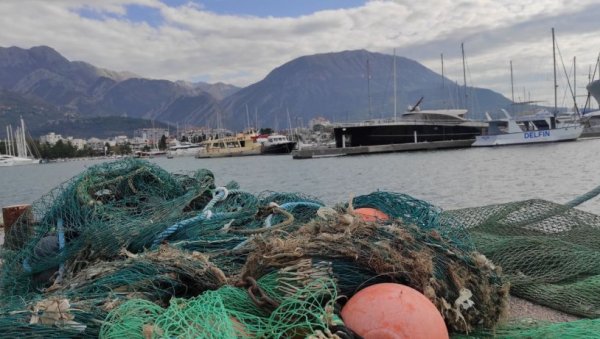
[292,140,474,159]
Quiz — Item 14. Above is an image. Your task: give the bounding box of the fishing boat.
[195,130,261,158]
[1,118,38,167]
[473,28,584,147]
[258,134,297,154]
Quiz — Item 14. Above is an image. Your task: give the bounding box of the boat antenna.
[461,42,468,111]
[552,27,558,116]
[393,49,397,121]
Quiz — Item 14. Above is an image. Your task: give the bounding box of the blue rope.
[151,187,242,248]
[566,184,600,208]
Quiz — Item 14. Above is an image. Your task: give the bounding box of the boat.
[258,134,297,154]
[473,28,584,147]
[580,80,600,138]
[333,106,488,148]
[167,141,204,157]
[472,109,583,146]
[195,130,261,158]
[1,118,38,167]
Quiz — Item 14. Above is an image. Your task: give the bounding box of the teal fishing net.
[0,158,597,338]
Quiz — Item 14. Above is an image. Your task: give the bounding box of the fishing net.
[1,158,597,338]
[100,269,340,338]
[454,318,600,338]
[445,198,600,318]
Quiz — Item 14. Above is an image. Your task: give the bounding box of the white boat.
[0,154,37,166]
[1,118,38,167]
[167,141,204,157]
[473,110,583,146]
[474,28,584,147]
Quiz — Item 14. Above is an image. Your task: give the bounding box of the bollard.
[2,204,33,249]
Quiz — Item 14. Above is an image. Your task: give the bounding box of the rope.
[565,184,600,207]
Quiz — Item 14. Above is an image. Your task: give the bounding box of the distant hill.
[221,50,512,129]
[0,45,515,136]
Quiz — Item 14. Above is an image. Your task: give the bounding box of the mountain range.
[0,46,513,138]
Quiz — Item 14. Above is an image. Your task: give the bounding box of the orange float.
[353,207,389,222]
[341,283,448,339]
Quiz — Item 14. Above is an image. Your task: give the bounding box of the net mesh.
[444,199,600,318]
[0,158,598,337]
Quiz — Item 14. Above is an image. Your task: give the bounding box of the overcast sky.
[2,0,599,108]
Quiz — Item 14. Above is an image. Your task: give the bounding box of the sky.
[1,0,599,109]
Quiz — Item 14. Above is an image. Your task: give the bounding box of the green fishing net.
[0,158,597,338]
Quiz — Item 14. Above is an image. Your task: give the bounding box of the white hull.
[0,155,38,167]
[472,125,584,147]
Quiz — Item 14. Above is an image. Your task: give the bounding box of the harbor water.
[2,138,600,214]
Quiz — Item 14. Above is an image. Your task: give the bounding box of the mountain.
[221,50,512,130]
[0,46,238,136]
[0,46,515,137]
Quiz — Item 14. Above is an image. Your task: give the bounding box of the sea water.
[2,138,600,214]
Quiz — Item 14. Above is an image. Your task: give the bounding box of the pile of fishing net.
[0,158,598,338]
[445,198,600,318]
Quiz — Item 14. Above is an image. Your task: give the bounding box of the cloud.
[0,0,599,108]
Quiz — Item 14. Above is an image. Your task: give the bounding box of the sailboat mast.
[21,117,27,157]
[441,53,445,108]
[510,60,515,115]
[552,28,558,114]
[245,104,251,130]
[573,56,577,109]
[367,57,372,119]
[510,60,515,103]
[461,43,468,112]
[393,49,397,121]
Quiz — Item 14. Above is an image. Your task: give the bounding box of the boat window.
[532,120,550,130]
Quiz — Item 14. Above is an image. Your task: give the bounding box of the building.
[133,128,169,146]
[39,132,63,145]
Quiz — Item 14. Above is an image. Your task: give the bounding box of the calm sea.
[2,139,600,214]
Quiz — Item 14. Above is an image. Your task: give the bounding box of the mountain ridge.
[0,45,514,137]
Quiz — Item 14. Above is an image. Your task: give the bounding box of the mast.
[510,60,515,115]
[245,104,251,131]
[461,42,468,111]
[367,57,372,119]
[393,49,397,121]
[441,53,445,107]
[552,28,557,115]
[21,117,27,158]
[573,56,577,109]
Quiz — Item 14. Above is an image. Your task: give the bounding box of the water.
[2,138,600,214]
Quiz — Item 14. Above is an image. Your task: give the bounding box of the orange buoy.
[341,283,448,339]
[353,208,389,222]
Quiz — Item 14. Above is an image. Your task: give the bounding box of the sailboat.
[0,118,38,166]
[472,28,584,147]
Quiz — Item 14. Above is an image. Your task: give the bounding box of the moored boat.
[195,130,261,158]
[258,134,297,154]
[472,110,583,146]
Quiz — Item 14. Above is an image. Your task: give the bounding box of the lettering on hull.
[524,130,551,139]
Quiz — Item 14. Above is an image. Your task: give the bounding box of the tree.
[180,135,188,142]
[158,135,167,150]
